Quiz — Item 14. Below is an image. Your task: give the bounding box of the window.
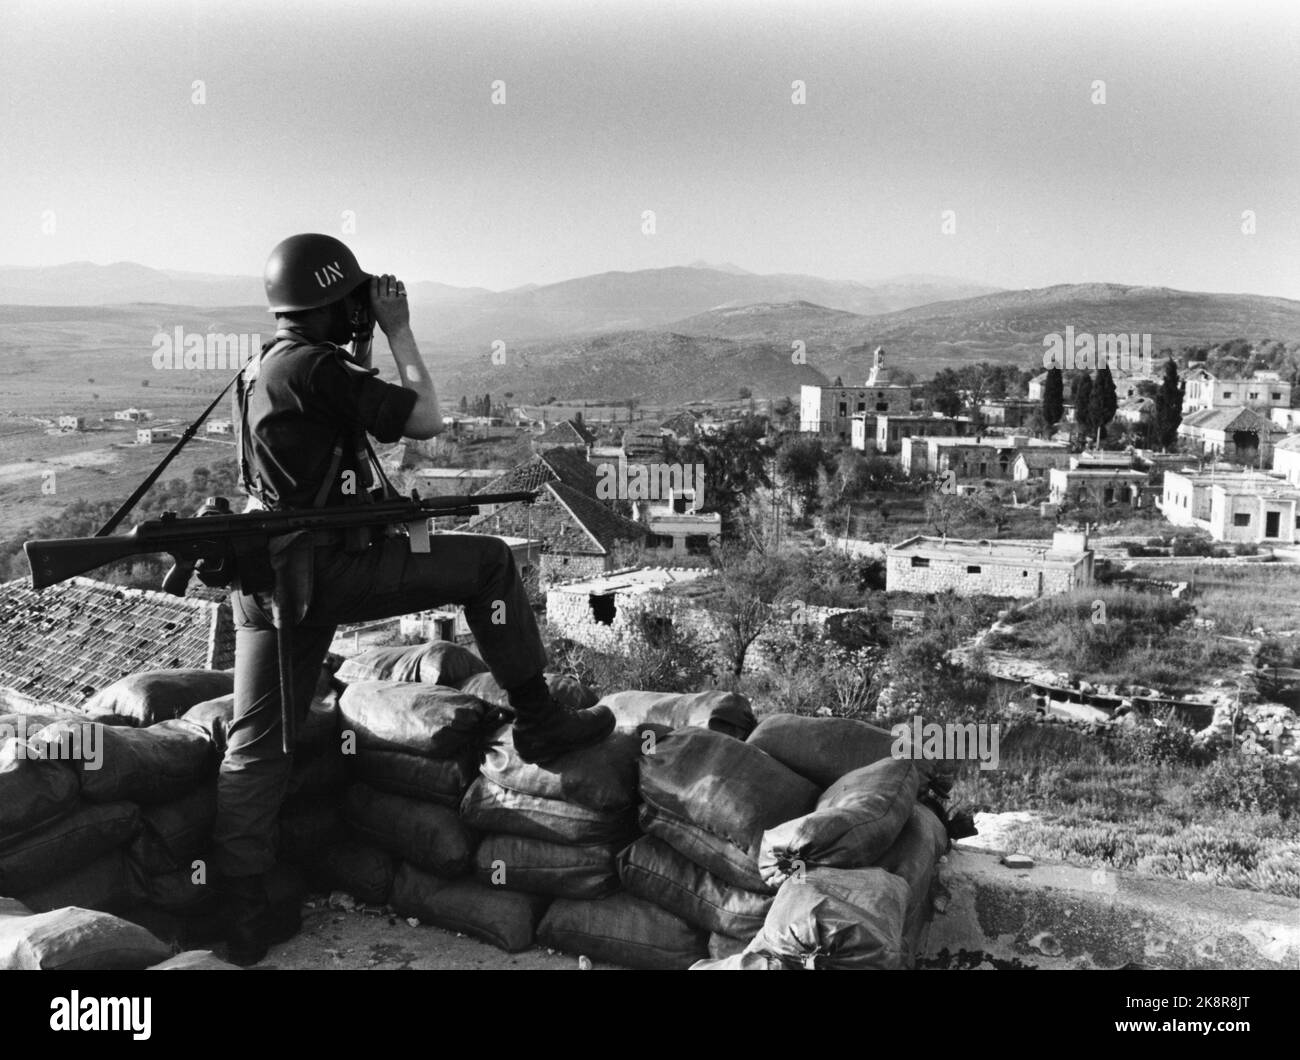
[1022,570,1029,576]
[856,401,866,412]
[966,565,981,574]
[838,403,847,416]
[1223,390,1234,399]
[1273,392,1283,401]
[876,402,889,412]
[910,557,930,568]
[1233,513,1251,527]
[589,593,616,625]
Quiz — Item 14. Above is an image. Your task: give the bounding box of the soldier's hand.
[370,273,410,335]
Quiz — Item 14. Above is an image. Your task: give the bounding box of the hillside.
[662,284,1300,383]
[436,330,830,405]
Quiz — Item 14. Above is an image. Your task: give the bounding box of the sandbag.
[128,784,217,875]
[746,713,902,788]
[335,641,487,687]
[0,907,171,970]
[352,749,478,808]
[344,783,472,878]
[391,864,551,953]
[598,690,757,740]
[758,759,919,887]
[81,669,235,726]
[0,801,140,895]
[0,897,32,918]
[690,950,784,970]
[744,868,910,970]
[19,849,146,914]
[708,931,748,960]
[457,671,597,711]
[480,725,642,813]
[877,804,949,956]
[617,835,772,939]
[181,692,338,756]
[538,893,708,970]
[461,775,637,846]
[302,839,395,905]
[338,682,492,758]
[473,835,620,900]
[180,695,235,754]
[278,801,346,863]
[149,949,241,970]
[638,728,819,892]
[31,718,214,805]
[0,735,81,848]
[142,863,219,914]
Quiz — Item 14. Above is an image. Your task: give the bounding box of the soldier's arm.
[371,274,443,440]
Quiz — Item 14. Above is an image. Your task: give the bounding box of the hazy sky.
[2,0,1297,296]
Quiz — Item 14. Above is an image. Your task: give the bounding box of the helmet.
[263,233,370,313]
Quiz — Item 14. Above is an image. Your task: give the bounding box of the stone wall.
[887,553,1079,599]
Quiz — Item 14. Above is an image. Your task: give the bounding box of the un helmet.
[264,233,370,313]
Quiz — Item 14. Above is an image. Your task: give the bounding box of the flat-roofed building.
[1161,467,1300,544]
[886,531,1094,599]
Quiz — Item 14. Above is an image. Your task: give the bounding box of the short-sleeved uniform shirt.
[234,332,417,510]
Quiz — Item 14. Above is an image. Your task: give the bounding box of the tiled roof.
[538,419,596,446]
[660,411,699,436]
[473,447,598,498]
[463,482,646,557]
[0,576,234,712]
[1181,406,1276,432]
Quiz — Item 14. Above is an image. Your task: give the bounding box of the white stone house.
[886,532,1093,599]
[1161,467,1300,544]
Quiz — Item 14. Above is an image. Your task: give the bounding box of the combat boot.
[512,700,616,765]
[220,874,301,967]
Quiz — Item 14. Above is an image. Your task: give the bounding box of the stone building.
[1271,435,1300,487]
[860,413,972,454]
[1161,468,1300,545]
[800,347,912,442]
[885,532,1094,599]
[462,481,647,588]
[918,435,1068,481]
[1182,368,1291,414]
[1177,406,1282,465]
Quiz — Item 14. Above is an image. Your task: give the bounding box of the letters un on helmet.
[264,233,371,313]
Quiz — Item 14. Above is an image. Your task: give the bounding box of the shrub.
[1118,718,1211,767]
[1193,755,1300,818]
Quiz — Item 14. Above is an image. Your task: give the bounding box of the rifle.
[24,490,538,592]
[25,489,538,752]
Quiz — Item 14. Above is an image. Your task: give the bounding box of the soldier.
[214,233,613,965]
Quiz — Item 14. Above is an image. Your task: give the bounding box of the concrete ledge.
[922,847,1300,969]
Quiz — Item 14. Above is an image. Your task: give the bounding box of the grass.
[1122,561,1300,636]
[951,722,1300,898]
[986,586,1244,690]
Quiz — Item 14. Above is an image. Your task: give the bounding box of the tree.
[1090,367,1118,444]
[459,395,468,412]
[706,545,788,677]
[777,435,831,517]
[933,387,963,418]
[665,416,772,539]
[1041,366,1064,432]
[1154,357,1184,450]
[1074,373,1095,441]
[738,386,752,400]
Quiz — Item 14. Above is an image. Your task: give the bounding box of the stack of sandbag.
[435,725,642,953]
[334,640,489,688]
[745,713,952,966]
[690,867,913,970]
[606,726,819,966]
[336,680,488,912]
[1,711,220,916]
[596,690,758,740]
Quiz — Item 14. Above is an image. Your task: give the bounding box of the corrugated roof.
[0,576,234,711]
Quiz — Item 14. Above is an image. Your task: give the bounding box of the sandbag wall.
[2,639,957,970]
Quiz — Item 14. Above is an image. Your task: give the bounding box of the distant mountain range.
[3,262,1298,406]
[0,261,1000,347]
